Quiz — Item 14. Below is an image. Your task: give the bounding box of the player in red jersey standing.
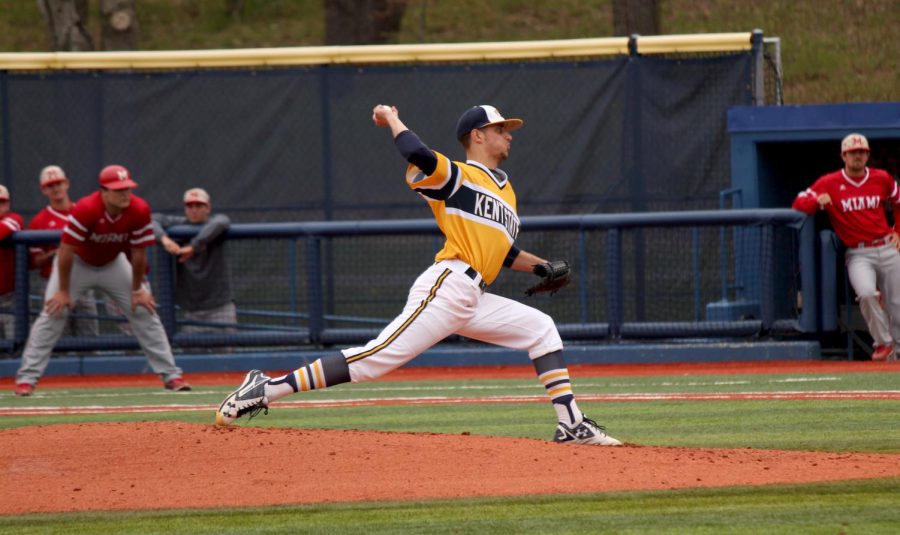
[28,165,99,336]
[14,165,191,396]
[793,133,900,362]
[0,185,25,341]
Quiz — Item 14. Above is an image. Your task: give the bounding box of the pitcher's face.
[481,124,513,162]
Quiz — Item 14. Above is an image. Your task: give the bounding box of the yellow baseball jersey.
[406,150,520,284]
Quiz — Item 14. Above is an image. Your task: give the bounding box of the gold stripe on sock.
[547,385,573,398]
[312,360,325,389]
[539,370,569,385]
[298,368,309,391]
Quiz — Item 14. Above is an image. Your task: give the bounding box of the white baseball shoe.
[215,369,271,426]
[554,416,623,446]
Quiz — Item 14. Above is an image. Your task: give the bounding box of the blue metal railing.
[1,209,814,353]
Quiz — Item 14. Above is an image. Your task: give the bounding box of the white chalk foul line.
[37,377,848,400]
[4,390,899,417]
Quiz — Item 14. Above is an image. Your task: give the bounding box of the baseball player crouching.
[793,133,900,362]
[216,104,623,446]
[14,165,191,396]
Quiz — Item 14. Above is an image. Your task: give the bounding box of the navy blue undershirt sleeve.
[395,130,438,176]
[503,245,521,268]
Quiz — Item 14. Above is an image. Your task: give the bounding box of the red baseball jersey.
[61,191,156,267]
[0,211,25,295]
[27,205,70,278]
[792,167,900,247]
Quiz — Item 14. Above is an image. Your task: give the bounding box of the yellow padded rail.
[637,33,753,54]
[0,33,752,71]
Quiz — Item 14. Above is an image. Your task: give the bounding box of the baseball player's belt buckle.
[464,266,487,292]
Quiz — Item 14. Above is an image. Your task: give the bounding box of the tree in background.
[38,0,93,50]
[325,0,407,45]
[612,0,660,36]
[100,0,139,50]
[38,0,138,51]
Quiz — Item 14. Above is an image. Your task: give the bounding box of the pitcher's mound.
[2,421,899,514]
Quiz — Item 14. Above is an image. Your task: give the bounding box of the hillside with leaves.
[1,0,896,103]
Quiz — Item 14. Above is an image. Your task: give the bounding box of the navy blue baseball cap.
[455,105,524,140]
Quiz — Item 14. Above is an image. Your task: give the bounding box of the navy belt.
[464,266,487,291]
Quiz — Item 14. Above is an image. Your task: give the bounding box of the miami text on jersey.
[87,232,129,243]
[841,196,880,212]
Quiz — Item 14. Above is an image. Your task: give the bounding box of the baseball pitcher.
[216,104,623,446]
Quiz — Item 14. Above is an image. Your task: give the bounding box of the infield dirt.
[2,420,900,515]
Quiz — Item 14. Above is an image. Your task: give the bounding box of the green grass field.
[1,368,898,533]
[2,479,899,535]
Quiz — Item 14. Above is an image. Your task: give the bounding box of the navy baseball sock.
[265,354,351,402]
[532,351,584,427]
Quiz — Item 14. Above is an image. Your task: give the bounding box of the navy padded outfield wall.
[0,53,752,222]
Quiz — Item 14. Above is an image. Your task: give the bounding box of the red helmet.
[99,165,138,190]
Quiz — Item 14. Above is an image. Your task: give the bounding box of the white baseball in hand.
[373,104,394,127]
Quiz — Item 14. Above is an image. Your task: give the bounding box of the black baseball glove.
[525,260,571,296]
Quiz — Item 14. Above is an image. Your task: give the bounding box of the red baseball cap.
[99,164,138,190]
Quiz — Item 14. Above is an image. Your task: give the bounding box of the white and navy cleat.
[215,369,271,426]
[554,416,623,446]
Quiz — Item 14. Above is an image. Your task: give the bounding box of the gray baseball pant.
[181,302,238,353]
[36,280,100,337]
[181,302,237,334]
[0,292,14,340]
[846,243,900,347]
[16,253,183,385]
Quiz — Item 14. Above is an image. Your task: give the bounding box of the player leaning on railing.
[792,133,900,362]
[216,103,623,446]
[0,185,24,341]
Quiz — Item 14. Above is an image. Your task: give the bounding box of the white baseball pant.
[845,243,900,347]
[16,253,183,385]
[343,259,563,383]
